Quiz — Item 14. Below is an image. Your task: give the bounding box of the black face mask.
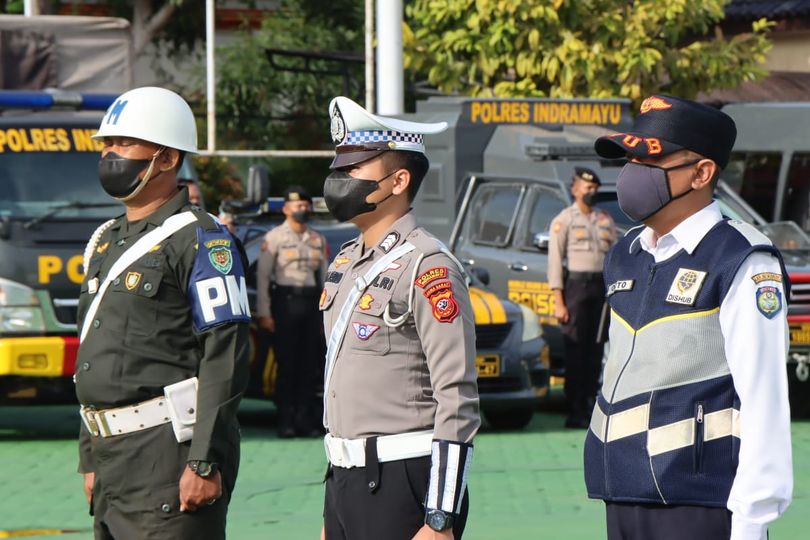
[98,151,161,201]
[291,209,311,224]
[323,170,396,222]
[581,191,597,207]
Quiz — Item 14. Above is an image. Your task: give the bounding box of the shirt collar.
[630,201,723,256]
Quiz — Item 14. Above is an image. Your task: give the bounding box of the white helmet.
[93,87,198,153]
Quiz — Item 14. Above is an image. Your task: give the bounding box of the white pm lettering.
[196,275,250,323]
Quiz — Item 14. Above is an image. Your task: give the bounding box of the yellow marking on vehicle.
[0,337,65,377]
[508,279,557,324]
[790,322,810,345]
[0,529,82,537]
[38,254,84,284]
[475,355,500,378]
[472,288,507,324]
[468,288,492,325]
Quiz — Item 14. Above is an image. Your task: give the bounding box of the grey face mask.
[616,160,700,222]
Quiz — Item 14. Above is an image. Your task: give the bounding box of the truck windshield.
[0,152,122,219]
[757,222,810,252]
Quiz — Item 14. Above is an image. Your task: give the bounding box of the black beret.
[594,95,737,168]
[573,167,600,185]
[284,185,312,203]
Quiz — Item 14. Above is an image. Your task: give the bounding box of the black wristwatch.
[188,460,218,478]
[426,509,454,532]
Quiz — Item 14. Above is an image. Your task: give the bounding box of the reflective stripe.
[704,408,741,442]
[590,403,607,442]
[606,404,649,442]
[647,418,694,456]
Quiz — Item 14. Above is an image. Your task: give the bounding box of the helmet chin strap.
[117,147,165,202]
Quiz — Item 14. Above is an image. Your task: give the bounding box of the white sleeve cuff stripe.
[455,449,474,514]
[427,443,440,509]
[426,440,474,516]
[441,444,461,513]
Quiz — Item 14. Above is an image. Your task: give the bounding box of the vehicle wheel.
[484,407,534,430]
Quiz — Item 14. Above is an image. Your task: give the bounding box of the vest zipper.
[694,402,705,473]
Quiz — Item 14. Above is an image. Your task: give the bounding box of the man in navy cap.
[584,95,793,539]
[548,167,616,428]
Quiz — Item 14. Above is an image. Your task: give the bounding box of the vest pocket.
[694,402,704,473]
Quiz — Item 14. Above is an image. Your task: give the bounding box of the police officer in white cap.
[319,97,480,540]
[76,87,250,539]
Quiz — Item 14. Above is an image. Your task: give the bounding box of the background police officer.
[76,87,250,539]
[319,97,480,540]
[256,186,327,437]
[548,167,616,428]
[585,95,793,539]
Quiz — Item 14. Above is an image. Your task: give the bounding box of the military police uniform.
[256,187,328,436]
[320,97,481,540]
[548,168,616,427]
[76,88,250,540]
[586,96,793,539]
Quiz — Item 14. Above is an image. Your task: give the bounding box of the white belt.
[324,430,433,469]
[80,396,172,438]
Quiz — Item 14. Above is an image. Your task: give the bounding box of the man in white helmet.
[74,87,250,539]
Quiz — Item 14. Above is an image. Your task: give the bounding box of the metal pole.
[198,150,335,158]
[375,0,403,115]
[206,0,216,152]
[23,0,40,16]
[364,0,375,113]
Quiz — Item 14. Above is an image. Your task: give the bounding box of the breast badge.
[358,293,374,310]
[352,322,380,341]
[334,256,351,268]
[319,288,328,309]
[756,286,782,319]
[124,271,141,290]
[665,268,707,306]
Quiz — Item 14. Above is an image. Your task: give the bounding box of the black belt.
[567,271,603,282]
[272,285,320,297]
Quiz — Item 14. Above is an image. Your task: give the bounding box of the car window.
[519,184,567,247]
[724,152,782,221]
[468,183,524,246]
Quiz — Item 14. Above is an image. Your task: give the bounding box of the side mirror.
[533,232,550,251]
[469,266,490,286]
[246,164,270,205]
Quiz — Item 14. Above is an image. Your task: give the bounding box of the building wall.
[766,31,810,73]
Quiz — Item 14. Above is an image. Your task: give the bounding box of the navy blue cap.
[284,185,312,203]
[573,166,600,185]
[594,95,737,168]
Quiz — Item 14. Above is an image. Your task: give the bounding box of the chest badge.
[665,268,707,306]
[358,293,374,310]
[352,322,380,340]
[334,256,351,268]
[96,241,109,254]
[125,271,142,291]
[756,286,782,319]
[319,289,328,309]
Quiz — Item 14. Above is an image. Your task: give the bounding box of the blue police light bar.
[0,90,117,111]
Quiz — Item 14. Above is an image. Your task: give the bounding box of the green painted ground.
[0,398,807,539]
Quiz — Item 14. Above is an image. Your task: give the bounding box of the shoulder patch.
[552,221,562,233]
[415,267,449,288]
[428,288,460,323]
[379,232,400,253]
[756,286,782,319]
[752,272,782,284]
[188,226,251,331]
[726,219,772,247]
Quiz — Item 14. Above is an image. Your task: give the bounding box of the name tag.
[665,268,707,306]
[607,279,634,296]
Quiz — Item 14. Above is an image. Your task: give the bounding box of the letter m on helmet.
[105,100,128,125]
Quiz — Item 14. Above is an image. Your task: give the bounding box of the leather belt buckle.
[81,407,100,437]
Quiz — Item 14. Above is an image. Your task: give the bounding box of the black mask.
[323,170,396,222]
[98,151,160,200]
[616,160,700,222]
[581,191,597,207]
[291,209,311,223]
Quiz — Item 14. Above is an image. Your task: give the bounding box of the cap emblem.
[330,106,347,143]
[640,96,673,114]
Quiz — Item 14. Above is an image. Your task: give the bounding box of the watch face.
[427,510,449,531]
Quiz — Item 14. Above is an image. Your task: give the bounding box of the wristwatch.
[188,460,218,478]
[426,509,454,532]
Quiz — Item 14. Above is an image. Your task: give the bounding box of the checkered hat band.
[344,130,424,145]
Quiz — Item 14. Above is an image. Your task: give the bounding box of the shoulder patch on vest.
[726,219,773,247]
[189,226,251,331]
[756,286,782,319]
[752,272,782,284]
[665,268,707,306]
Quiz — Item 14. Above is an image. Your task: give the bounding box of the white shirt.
[632,202,793,540]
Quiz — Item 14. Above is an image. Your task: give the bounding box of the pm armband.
[425,440,473,517]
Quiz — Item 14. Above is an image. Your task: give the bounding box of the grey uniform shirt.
[256,221,327,318]
[320,212,480,443]
[548,203,617,290]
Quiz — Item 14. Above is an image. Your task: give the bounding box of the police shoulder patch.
[428,287,460,323]
[756,286,782,319]
[415,267,449,288]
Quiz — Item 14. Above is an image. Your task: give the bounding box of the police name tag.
[666,268,707,306]
[607,279,634,296]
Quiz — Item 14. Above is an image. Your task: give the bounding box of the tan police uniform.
[256,219,327,436]
[549,196,617,427]
[320,96,480,540]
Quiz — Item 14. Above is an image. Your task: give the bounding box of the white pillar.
[206,0,216,152]
[375,0,403,115]
[24,0,40,16]
[364,0,375,113]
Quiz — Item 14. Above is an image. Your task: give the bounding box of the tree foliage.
[404,0,774,101]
